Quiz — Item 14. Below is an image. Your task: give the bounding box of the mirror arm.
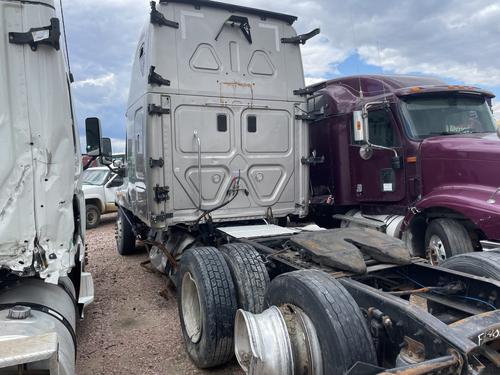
[365,142,398,158]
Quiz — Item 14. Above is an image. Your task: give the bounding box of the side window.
[134,108,145,180]
[366,109,399,147]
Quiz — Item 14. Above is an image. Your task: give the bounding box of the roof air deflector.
[159,0,297,24]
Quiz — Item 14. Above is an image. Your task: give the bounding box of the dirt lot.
[76,213,242,375]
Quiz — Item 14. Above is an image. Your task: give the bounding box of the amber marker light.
[406,156,417,163]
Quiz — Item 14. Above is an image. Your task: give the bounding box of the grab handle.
[193,130,202,210]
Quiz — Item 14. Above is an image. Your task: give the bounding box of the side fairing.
[0,0,81,283]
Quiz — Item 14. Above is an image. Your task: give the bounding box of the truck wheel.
[85,204,101,229]
[177,247,237,368]
[424,219,473,264]
[219,243,269,313]
[440,251,500,280]
[428,251,500,318]
[116,208,136,255]
[265,270,377,374]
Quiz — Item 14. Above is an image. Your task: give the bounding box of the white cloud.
[231,0,500,88]
[74,73,115,88]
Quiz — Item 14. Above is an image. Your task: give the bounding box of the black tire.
[116,208,136,255]
[265,270,377,374]
[85,204,101,229]
[219,243,269,313]
[429,252,500,330]
[425,219,473,264]
[177,247,237,368]
[440,250,500,280]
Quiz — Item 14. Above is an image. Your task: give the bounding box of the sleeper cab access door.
[125,93,170,228]
[349,106,406,202]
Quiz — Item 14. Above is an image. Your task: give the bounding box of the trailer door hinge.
[148,66,170,86]
[153,184,170,202]
[148,104,170,116]
[9,18,61,51]
[150,1,179,28]
[151,211,173,223]
[149,157,164,168]
[301,155,325,165]
[281,28,320,45]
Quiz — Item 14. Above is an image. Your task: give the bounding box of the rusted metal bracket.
[377,353,461,375]
[148,66,170,86]
[150,1,179,28]
[142,238,177,268]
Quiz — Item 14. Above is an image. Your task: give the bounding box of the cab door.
[349,108,406,202]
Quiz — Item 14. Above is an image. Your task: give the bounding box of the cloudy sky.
[59,0,500,153]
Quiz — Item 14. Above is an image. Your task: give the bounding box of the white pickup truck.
[83,167,123,228]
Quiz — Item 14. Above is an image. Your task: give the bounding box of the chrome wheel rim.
[181,272,202,343]
[427,234,447,265]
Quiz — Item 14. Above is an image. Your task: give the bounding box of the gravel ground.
[76,213,242,375]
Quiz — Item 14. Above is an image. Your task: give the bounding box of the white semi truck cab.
[0,0,93,373]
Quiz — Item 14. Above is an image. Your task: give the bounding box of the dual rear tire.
[176,244,269,368]
[177,245,376,373]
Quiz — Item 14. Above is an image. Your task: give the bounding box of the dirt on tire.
[76,213,242,375]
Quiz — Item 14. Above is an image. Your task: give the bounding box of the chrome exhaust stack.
[234,305,322,375]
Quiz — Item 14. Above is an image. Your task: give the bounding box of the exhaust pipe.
[234,305,322,375]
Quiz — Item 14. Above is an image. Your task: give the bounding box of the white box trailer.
[0,0,93,373]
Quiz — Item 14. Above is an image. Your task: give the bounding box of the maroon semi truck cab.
[305,75,500,261]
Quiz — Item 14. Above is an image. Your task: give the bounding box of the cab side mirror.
[85,117,102,156]
[353,110,368,143]
[101,137,113,166]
